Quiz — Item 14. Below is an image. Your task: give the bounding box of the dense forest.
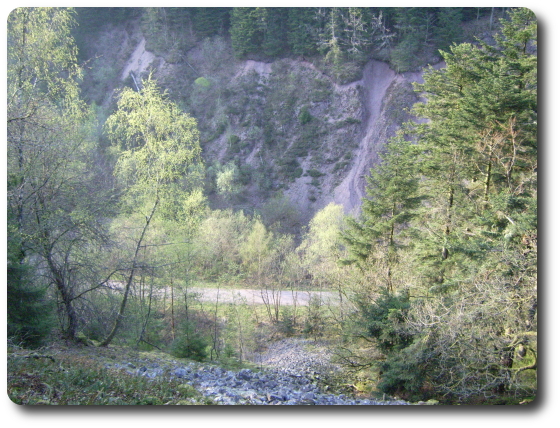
[7,7,537,405]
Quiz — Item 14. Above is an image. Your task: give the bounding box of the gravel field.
[105,337,409,405]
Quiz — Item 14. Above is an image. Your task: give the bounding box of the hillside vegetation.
[7,7,536,405]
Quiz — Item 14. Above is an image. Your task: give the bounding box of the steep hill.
[81,25,432,226]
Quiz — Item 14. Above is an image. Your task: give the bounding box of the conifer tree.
[411,8,537,289]
[343,136,421,293]
[230,7,262,59]
[376,8,537,400]
[287,7,317,56]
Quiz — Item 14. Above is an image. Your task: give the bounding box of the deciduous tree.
[100,77,203,346]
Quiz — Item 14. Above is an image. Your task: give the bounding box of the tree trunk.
[442,185,454,261]
[99,197,159,347]
[484,160,492,205]
[137,272,154,347]
[171,278,175,341]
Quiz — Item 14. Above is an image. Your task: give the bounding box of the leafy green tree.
[239,218,273,285]
[7,7,111,341]
[298,203,346,289]
[193,209,252,280]
[101,77,203,346]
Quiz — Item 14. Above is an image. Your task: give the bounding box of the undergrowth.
[7,345,215,405]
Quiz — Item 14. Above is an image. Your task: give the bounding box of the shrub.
[194,76,211,88]
[376,339,432,402]
[298,106,312,125]
[358,290,413,353]
[303,295,326,339]
[170,322,209,361]
[279,307,296,336]
[307,168,323,178]
[228,134,240,146]
[7,258,55,348]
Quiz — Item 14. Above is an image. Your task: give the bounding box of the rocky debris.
[253,337,339,374]
[104,338,409,406]
[109,358,407,405]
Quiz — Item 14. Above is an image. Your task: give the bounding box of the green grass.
[7,346,215,405]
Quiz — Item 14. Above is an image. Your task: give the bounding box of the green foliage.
[357,291,412,353]
[193,209,253,280]
[298,203,346,287]
[5,8,538,406]
[140,8,196,61]
[287,8,317,56]
[171,322,210,361]
[7,347,212,405]
[279,307,297,336]
[298,106,313,125]
[303,295,327,339]
[344,8,538,403]
[376,338,432,401]
[7,251,55,347]
[260,193,301,234]
[215,161,242,198]
[191,7,231,39]
[228,134,241,146]
[229,8,263,59]
[7,7,113,341]
[194,76,211,88]
[106,77,204,219]
[307,168,324,178]
[390,34,422,72]
[230,7,289,59]
[434,8,464,52]
[6,205,55,348]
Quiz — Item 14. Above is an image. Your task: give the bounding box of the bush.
[307,168,324,178]
[298,106,312,125]
[376,339,432,402]
[194,76,211,88]
[357,290,413,353]
[7,259,55,348]
[228,134,240,146]
[170,322,209,361]
[303,295,326,339]
[279,307,296,336]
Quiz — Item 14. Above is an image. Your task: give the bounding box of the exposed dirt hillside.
[90,30,432,222]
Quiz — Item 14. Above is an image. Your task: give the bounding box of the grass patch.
[7,345,215,405]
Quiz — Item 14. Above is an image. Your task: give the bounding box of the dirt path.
[188,287,340,307]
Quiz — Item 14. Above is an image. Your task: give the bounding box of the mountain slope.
[85,29,429,224]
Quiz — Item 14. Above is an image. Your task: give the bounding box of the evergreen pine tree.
[287,7,317,56]
[230,7,262,59]
[343,136,421,293]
